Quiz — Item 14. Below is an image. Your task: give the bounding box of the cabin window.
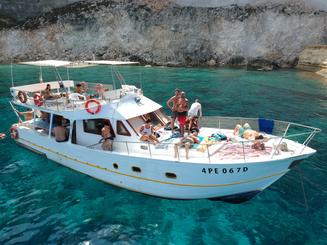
[116,120,131,136]
[127,116,145,135]
[165,172,177,179]
[132,166,141,173]
[155,109,169,124]
[113,163,119,169]
[83,119,115,136]
[143,112,162,128]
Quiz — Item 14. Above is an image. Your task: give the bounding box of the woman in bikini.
[140,119,159,144]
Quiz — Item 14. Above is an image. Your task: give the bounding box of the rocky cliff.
[296,45,327,78]
[0,0,326,68]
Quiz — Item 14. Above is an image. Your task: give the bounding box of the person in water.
[174,130,200,159]
[101,121,114,151]
[166,88,181,133]
[0,133,6,140]
[140,119,159,144]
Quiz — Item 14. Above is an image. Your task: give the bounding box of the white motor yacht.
[9,60,321,203]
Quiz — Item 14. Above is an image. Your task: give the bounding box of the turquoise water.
[0,65,326,244]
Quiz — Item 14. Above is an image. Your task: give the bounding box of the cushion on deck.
[258,118,274,134]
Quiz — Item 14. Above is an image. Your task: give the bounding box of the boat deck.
[86,127,301,163]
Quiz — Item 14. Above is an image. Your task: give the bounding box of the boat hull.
[14,129,314,201]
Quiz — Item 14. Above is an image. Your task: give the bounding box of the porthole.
[113,163,119,169]
[165,172,177,179]
[132,166,141,173]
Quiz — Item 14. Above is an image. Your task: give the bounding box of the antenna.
[66,67,70,80]
[39,66,43,83]
[111,66,116,90]
[10,63,14,87]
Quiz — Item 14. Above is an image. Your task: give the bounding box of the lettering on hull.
[202,167,248,174]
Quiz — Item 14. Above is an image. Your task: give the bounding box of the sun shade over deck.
[19,60,139,67]
[20,60,73,67]
[85,61,139,65]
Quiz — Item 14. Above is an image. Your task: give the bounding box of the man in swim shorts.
[166,88,181,134]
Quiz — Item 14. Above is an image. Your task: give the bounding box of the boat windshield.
[127,109,169,135]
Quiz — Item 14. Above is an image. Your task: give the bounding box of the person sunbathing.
[174,130,200,159]
[234,123,261,140]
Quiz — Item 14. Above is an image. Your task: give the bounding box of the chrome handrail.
[15,113,321,162]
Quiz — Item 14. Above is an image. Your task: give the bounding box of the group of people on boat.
[167,88,202,136]
[40,82,105,102]
[135,88,203,158]
[12,83,268,158]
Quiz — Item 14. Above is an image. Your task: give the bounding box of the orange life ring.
[85,99,101,115]
[10,126,18,139]
[33,93,44,107]
[18,91,27,103]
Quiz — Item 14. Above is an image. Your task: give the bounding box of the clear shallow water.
[0,65,326,244]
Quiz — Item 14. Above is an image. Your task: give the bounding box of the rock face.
[296,45,327,78]
[0,0,326,67]
[0,0,83,20]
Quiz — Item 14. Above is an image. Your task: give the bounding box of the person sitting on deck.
[187,115,199,134]
[80,82,88,92]
[41,84,55,100]
[140,119,159,144]
[53,119,68,142]
[174,130,200,160]
[101,121,114,151]
[68,83,86,101]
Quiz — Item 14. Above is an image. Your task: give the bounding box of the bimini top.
[19,60,139,67]
[20,60,72,67]
[85,61,139,65]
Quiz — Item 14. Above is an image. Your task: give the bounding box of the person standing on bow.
[166,88,181,134]
[188,98,202,119]
[177,91,189,136]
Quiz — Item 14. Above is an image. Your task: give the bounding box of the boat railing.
[86,128,319,163]
[18,116,320,163]
[201,116,321,159]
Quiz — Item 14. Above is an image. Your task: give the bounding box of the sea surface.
[0,65,326,244]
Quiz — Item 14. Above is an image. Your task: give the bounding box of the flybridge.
[9,60,148,119]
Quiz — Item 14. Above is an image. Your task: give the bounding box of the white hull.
[15,130,314,201]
